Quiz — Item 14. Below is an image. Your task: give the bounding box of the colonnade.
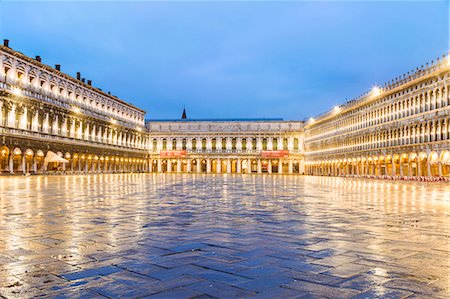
[306,150,450,177]
[149,157,304,174]
[0,146,148,174]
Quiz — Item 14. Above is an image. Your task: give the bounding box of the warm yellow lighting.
[136,126,142,131]
[72,106,81,113]
[333,106,340,114]
[12,87,22,96]
[110,118,117,124]
[371,86,381,96]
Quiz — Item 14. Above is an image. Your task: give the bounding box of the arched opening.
[211,159,218,173]
[272,159,279,173]
[12,147,23,173]
[181,159,188,172]
[418,152,428,176]
[429,152,439,176]
[25,149,34,173]
[161,159,168,172]
[440,150,450,177]
[293,160,299,173]
[201,159,207,173]
[0,146,10,173]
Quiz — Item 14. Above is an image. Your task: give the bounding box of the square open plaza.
[0,39,449,298]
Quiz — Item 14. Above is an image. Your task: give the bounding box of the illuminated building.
[146,119,304,174]
[0,40,149,174]
[1,40,449,177]
[305,54,450,177]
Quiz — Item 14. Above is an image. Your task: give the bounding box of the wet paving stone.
[0,174,449,298]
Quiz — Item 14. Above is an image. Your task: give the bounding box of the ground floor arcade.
[306,149,450,177]
[149,156,305,174]
[0,139,148,175]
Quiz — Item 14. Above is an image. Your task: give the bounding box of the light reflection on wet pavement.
[0,174,448,298]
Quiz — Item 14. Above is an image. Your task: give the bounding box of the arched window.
[153,139,157,150]
[232,138,237,150]
[222,138,226,150]
[172,138,177,149]
[192,138,197,150]
[242,138,247,150]
[212,138,217,150]
[294,138,299,150]
[273,138,278,150]
[202,138,207,150]
[283,138,288,150]
[262,138,267,150]
[252,138,257,150]
[162,139,167,150]
[182,138,187,150]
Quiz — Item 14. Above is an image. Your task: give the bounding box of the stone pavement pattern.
[0,174,449,298]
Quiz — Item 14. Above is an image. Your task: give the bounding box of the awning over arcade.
[44,151,69,164]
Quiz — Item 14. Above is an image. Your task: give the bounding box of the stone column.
[427,161,431,177]
[197,158,201,173]
[268,160,272,174]
[177,159,182,172]
[278,159,282,174]
[187,159,191,173]
[206,159,211,173]
[217,159,222,173]
[167,160,172,173]
[227,158,231,173]
[22,155,26,174]
[288,160,293,174]
[438,162,443,177]
[300,159,305,174]
[157,159,162,172]
[237,159,241,173]
[257,159,262,174]
[33,156,37,173]
[247,158,251,174]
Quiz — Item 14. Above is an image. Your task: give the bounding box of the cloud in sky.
[0,1,447,120]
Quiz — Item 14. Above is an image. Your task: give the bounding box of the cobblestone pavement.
[0,174,448,298]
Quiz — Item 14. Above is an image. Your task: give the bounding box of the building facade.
[1,39,449,178]
[304,55,450,178]
[0,41,149,174]
[146,120,304,174]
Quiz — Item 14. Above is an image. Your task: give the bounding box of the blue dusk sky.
[0,1,448,120]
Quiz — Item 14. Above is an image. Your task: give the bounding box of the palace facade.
[146,119,304,174]
[1,39,449,177]
[304,55,450,177]
[0,40,149,174]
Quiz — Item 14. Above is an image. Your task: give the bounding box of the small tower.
[181,106,187,119]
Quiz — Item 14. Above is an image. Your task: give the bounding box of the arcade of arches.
[0,146,148,174]
[148,157,303,174]
[306,150,450,177]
